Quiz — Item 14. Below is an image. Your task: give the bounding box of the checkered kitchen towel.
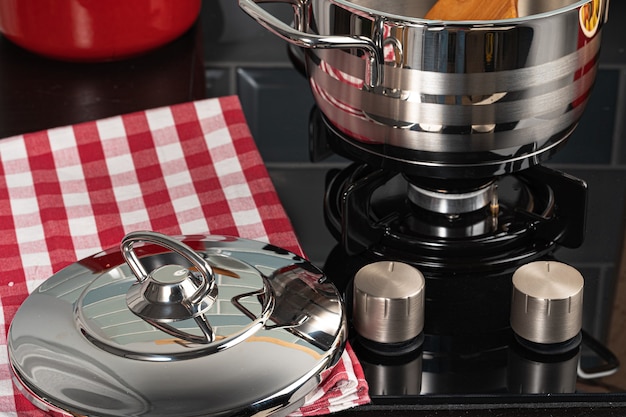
[0,96,369,416]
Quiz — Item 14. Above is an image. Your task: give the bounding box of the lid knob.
[122,231,218,323]
[510,261,584,346]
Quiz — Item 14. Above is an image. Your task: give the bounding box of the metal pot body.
[240,0,607,177]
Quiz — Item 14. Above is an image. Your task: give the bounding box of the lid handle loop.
[121,231,216,305]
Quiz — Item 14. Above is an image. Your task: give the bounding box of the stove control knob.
[510,261,584,346]
[353,261,425,345]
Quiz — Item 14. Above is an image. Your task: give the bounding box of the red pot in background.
[0,0,202,61]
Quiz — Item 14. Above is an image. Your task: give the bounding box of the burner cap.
[407,178,497,214]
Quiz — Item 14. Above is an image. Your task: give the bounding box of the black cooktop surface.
[319,164,626,417]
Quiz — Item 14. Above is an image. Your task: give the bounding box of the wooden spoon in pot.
[425,0,518,20]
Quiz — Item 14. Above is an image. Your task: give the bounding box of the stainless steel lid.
[8,231,346,417]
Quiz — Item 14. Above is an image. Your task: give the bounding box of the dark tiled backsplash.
[202,1,626,266]
[236,68,314,163]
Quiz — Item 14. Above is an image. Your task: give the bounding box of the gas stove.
[248,2,626,409]
[308,105,625,411]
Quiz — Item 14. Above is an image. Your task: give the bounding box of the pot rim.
[330,0,596,26]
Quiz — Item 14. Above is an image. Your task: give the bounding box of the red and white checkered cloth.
[0,96,369,416]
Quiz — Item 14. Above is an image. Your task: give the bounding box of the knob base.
[513,331,582,355]
[355,332,425,357]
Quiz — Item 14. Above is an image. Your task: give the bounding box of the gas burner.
[404,176,502,239]
[324,163,586,273]
[406,176,498,215]
[321,163,620,398]
[323,162,587,343]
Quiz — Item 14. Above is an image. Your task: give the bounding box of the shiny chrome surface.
[407,180,496,214]
[123,231,220,323]
[353,261,425,344]
[239,0,383,88]
[8,233,346,417]
[510,261,584,345]
[240,0,608,177]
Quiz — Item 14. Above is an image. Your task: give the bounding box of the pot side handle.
[238,0,383,87]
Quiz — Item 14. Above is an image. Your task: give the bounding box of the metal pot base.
[312,107,575,178]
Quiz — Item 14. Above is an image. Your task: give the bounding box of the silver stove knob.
[510,261,584,345]
[353,261,425,344]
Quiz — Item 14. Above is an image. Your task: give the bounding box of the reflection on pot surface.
[240,0,608,177]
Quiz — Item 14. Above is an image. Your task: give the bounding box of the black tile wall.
[237,68,314,162]
[577,265,616,342]
[598,0,626,65]
[205,68,232,99]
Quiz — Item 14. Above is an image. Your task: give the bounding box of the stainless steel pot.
[8,231,347,417]
[239,0,608,177]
